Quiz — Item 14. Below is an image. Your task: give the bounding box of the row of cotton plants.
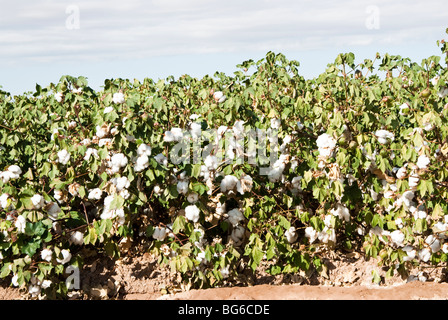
[1,39,448,298]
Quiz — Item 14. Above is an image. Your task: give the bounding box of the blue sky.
[1,0,447,95]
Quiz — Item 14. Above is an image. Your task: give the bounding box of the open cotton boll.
[190,122,202,139]
[330,203,350,222]
[374,130,394,144]
[163,127,183,142]
[204,155,219,171]
[402,246,416,261]
[396,165,408,179]
[57,149,70,165]
[177,180,189,195]
[31,194,45,210]
[112,176,130,192]
[88,188,102,200]
[187,192,199,203]
[408,175,420,188]
[270,118,281,129]
[154,153,168,166]
[69,231,84,245]
[390,230,405,247]
[213,91,226,103]
[15,215,26,234]
[134,154,149,172]
[56,249,72,265]
[137,143,152,157]
[316,133,337,158]
[46,202,61,220]
[84,148,99,162]
[220,175,239,193]
[227,208,244,227]
[230,225,246,245]
[111,153,128,168]
[7,165,22,179]
[185,205,200,223]
[438,87,448,98]
[418,248,431,262]
[153,227,167,241]
[285,227,298,243]
[41,248,53,262]
[112,92,125,104]
[425,235,441,253]
[54,92,63,102]
[416,154,430,169]
[399,103,410,115]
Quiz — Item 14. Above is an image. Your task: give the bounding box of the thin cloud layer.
[1,0,447,65]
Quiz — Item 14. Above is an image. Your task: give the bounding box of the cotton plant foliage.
[1,31,448,298]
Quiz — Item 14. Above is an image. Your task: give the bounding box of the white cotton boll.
[396,166,407,179]
[154,153,168,166]
[189,114,201,120]
[220,175,239,193]
[116,208,126,225]
[137,143,152,157]
[426,235,441,253]
[134,154,149,172]
[7,165,22,179]
[185,205,200,223]
[98,138,112,148]
[84,148,99,162]
[41,280,52,289]
[270,118,281,129]
[395,218,403,229]
[177,180,189,195]
[47,203,61,220]
[330,203,350,222]
[111,153,128,169]
[57,149,70,165]
[70,231,84,245]
[316,133,337,158]
[402,246,416,262]
[285,227,298,243]
[95,125,107,138]
[390,230,405,247]
[418,248,431,262]
[190,122,202,139]
[153,185,163,196]
[164,127,183,142]
[416,154,430,169]
[112,92,125,104]
[54,92,63,102]
[0,171,13,183]
[88,188,102,200]
[41,248,53,262]
[28,284,41,297]
[375,130,395,144]
[384,190,395,199]
[153,227,167,241]
[196,251,206,264]
[232,120,245,138]
[297,121,304,130]
[217,125,228,136]
[401,190,414,207]
[204,155,219,171]
[0,194,9,209]
[213,91,226,103]
[104,106,114,114]
[31,194,45,210]
[227,208,244,227]
[409,175,420,188]
[56,249,72,265]
[113,176,130,191]
[120,189,130,199]
[305,227,317,243]
[187,192,199,203]
[442,243,448,254]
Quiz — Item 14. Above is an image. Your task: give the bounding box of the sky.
[0,0,447,95]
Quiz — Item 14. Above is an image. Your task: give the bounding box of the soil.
[2,246,448,300]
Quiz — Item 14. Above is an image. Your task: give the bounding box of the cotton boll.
[7,165,22,178]
[416,154,430,169]
[134,154,149,172]
[104,106,114,114]
[69,231,84,245]
[190,122,202,139]
[111,153,128,169]
[230,225,246,246]
[425,235,441,253]
[187,192,199,203]
[270,118,281,129]
[137,143,152,157]
[375,130,395,144]
[408,175,420,188]
[31,194,45,210]
[41,248,53,262]
[285,227,298,243]
[153,227,167,241]
[88,188,102,200]
[185,205,200,223]
[154,153,168,166]
[84,148,99,161]
[113,176,130,192]
[396,166,407,179]
[46,202,61,220]
[418,248,431,262]
[57,149,70,165]
[402,246,416,262]
[220,175,239,193]
[213,91,226,103]
[56,249,72,265]
[204,155,219,171]
[54,92,63,102]
[112,92,125,104]
[390,230,405,247]
[330,203,350,222]
[227,208,244,227]
[177,180,189,195]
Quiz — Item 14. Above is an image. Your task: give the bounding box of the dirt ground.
[2,247,448,300]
